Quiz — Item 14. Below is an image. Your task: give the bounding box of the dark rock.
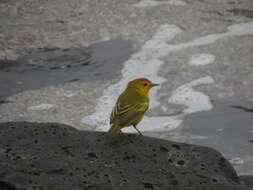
[0,181,18,190]
[240,176,253,190]
[0,60,20,71]
[231,105,253,113]
[0,122,250,190]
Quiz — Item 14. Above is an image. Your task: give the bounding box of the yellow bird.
[107,78,159,136]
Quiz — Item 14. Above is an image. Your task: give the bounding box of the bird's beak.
[151,83,159,87]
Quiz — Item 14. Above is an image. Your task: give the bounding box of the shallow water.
[0,39,133,100]
[152,99,253,175]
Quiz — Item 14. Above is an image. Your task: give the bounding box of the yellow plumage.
[107,78,158,136]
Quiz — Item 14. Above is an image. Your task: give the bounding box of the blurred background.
[0,0,252,175]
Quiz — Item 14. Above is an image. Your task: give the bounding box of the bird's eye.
[144,83,148,86]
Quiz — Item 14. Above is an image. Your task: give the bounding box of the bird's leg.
[133,125,143,136]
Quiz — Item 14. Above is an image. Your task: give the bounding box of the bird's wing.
[110,102,149,125]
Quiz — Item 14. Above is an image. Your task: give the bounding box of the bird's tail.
[107,124,121,135]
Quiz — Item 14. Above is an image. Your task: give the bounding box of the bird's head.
[127,78,159,95]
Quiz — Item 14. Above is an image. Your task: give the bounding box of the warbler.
[107,78,159,136]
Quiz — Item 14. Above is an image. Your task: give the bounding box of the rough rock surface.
[0,122,251,190]
[240,176,253,190]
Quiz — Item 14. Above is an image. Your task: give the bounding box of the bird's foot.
[133,125,144,136]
